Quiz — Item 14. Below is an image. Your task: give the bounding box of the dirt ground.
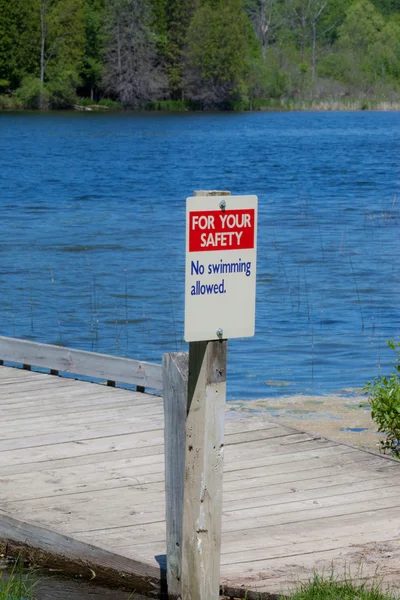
[227,390,383,453]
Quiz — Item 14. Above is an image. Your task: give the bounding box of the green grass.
[280,573,399,600]
[0,562,36,600]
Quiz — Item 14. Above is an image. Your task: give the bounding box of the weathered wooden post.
[163,190,257,600]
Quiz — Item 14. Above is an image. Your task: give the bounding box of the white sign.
[184,195,258,342]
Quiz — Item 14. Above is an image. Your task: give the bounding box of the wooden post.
[182,339,227,600]
[163,343,227,600]
[163,352,188,598]
[163,190,229,600]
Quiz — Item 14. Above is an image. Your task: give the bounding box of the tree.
[310,0,328,81]
[103,0,166,107]
[338,0,384,52]
[0,0,39,88]
[332,0,385,87]
[37,0,85,106]
[81,0,105,99]
[184,0,253,108]
[165,0,195,99]
[245,0,277,59]
[370,17,400,82]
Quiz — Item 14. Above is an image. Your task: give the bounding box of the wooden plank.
[221,520,400,566]
[75,493,400,550]
[219,494,400,537]
[0,511,161,595]
[0,443,165,476]
[0,394,162,422]
[0,417,165,452]
[73,520,167,548]
[0,403,164,434]
[221,474,400,510]
[0,429,165,467]
[0,383,163,410]
[13,482,400,539]
[6,495,166,533]
[220,505,400,552]
[221,483,400,525]
[162,352,188,597]
[220,535,400,579]
[0,336,163,390]
[116,508,400,563]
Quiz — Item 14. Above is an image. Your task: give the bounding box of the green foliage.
[365,340,400,457]
[47,74,79,109]
[371,19,400,81]
[15,77,47,109]
[43,0,85,83]
[185,0,253,108]
[0,0,39,88]
[146,98,190,110]
[281,571,399,600]
[339,0,384,51]
[2,0,400,108]
[97,97,122,109]
[318,52,353,82]
[164,0,195,99]
[81,0,105,98]
[0,94,23,109]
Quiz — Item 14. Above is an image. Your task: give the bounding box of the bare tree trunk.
[40,0,48,109]
[116,18,122,86]
[310,0,328,84]
[311,21,316,80]
[252,0,274,60]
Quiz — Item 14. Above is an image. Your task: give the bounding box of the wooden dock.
[1,364,400,598]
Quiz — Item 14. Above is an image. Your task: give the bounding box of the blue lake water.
[0,110,399,399]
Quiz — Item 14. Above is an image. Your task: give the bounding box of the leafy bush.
[15,77,47,109]
[146,99,189,111]
[98,98,122,110]
[76,97,94,106]
[0,79,10,93]
[365,340,400,457]
[0,94,20,109]
[47,80,77,109]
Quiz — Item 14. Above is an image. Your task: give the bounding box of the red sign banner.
[189,209,255,252]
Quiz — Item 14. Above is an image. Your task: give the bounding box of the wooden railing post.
[163,352,189,598]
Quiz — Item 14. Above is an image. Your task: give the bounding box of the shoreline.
[227,392,382,454]
[2,100,400,114]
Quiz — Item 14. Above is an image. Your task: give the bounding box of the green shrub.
[47,80,77,109]
[98,98,122,110]
[146,99,190,111]
[0,95,15,109]
[15,77,47,109]
[365,340,400,457]
[76,96,94,107]
[0,79,10,93]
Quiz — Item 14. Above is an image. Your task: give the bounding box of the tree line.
[1,0,400,110]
